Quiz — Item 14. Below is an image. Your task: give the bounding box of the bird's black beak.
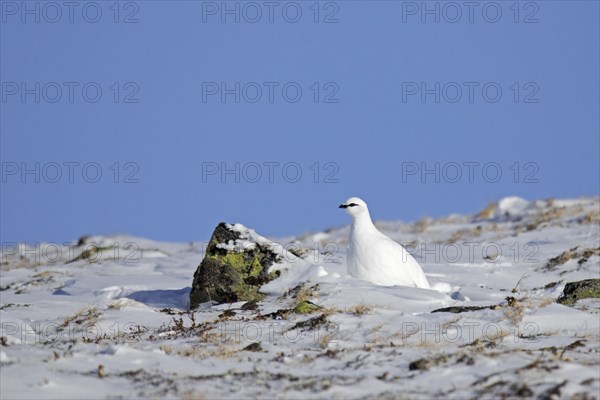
[339,204,348,209]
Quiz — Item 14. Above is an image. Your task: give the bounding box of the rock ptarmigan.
[340,197,430,289]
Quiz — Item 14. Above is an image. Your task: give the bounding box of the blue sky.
[1,1,599,244]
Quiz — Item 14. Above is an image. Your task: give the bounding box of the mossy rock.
[189,223,281,309]
[557,279,600,306]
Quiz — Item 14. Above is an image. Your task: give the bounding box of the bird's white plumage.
[340,197,430,288]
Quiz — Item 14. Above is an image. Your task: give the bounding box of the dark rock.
[258,308,291,320]
[241,301,259,311]
[159,308,179,315]
[189,223,281,309]
[77,235,91,247]
[409,358,432,371]
[285,314,328,331]
[566,339,586,350]
[409,353,474,372]
[219,309,236,319]
[539,381,567,399]
[431,305,498,314]
[242,342,262,352]
[480,381,534,398]
[544,281,561,289]
[409,355,449,371]
[557,279,600,306]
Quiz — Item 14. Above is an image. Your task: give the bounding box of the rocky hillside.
[1,197,599,399]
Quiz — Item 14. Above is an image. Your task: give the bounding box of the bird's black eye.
[348,203,359,207]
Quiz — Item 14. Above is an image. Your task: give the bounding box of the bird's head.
[339,197,369,218]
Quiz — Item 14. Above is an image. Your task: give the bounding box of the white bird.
[340,197,430,289]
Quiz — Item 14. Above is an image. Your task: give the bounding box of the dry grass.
[322,306,339,316]
[61,306,102,328]
[394,325,420,344]
[107,299,135,310]
[415,217,430,233]
[448,230,465,243]
[198,326,222,344]
[522,206,569,231]
[97,364,106,378]
[581,210,600,224]
[538,297,555,307]
[441,317,461,330]
[182,391,206,400]
[296,284,319,304]
[13,271,67,293]
[159,344,173,355]
[347,303,373,316]
[369,323,385,334]
[449,226,484,244]
[475,202,497,220]
[175,342,239,359]
[177,346,206,358]
[543,247,600,271]
[503,297,525,325]
[287,283,322,314]
[483,327,511,344]
[318,331,334,349]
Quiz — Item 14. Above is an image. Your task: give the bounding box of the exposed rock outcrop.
[189,223,281,309]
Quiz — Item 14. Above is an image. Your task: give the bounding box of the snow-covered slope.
[1,197,599,399]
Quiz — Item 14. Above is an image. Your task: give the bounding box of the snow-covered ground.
[1,197,599,399]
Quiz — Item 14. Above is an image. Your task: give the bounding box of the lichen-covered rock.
[189,223,281,309]
[557,279,600,306]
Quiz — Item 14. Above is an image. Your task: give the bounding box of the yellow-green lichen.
[557,279,600,306]
[293,300,320,314]
[190,223,282,307]
[206,251,266,302]
[210,252,263,277]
